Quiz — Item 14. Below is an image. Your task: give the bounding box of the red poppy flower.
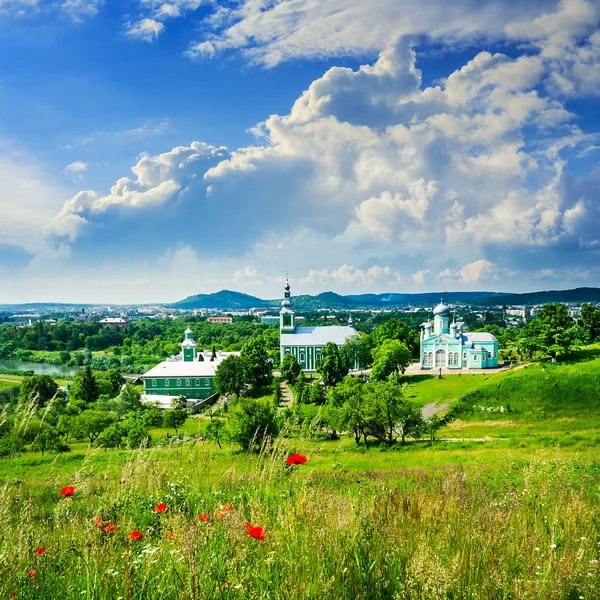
[197,513,209,521]
[34,547,45,555]
[60,485,76,497]
[128,530,143,541]
[94,518,105,527]
[216,511,225,519]
[28,570,36,579]
[222,504,233,511]
[286,453,308,465]
[104,524,117,532]
[166,533,175,540]
[155,503,167,513]
[245,523,266,541]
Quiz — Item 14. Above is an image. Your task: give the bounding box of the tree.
[96,423,126,448]
[424,414,443,442]
[227,397,279,451]
[371,339,412,381]
[362,381,422,445]
[372,318,411,346]
[171,395,187,409]
[163,409,187,434]
[344,332,374,370]
[70,366,99,404]
[205,417,226,449]
[280,353,301,384]
[124,419,149,448]
[31,424,68,455]
[310,382,326,405]
[317,342,349,387]
[19,375,59,409]
[71,410,114,446]
[215,355,249,397]
[519,303,579,359]
[337,376,368,447]
[241,338,273,388]
[96,369,123,398]
[118,383,143,415]
[273,383,283,407]
[579,303,600,343]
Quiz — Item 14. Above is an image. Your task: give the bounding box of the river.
[0,359,79,377]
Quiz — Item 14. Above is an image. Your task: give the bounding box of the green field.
[1,347,599,598]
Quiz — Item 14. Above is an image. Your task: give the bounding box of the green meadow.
[1,347,599,599]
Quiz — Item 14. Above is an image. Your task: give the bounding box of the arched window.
[428,352,433,364]
[435,349,446,368]
[300,352,305,363]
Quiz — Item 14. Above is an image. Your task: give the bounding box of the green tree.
[344,332,374,370]
[70,366,100,404]
[273,383,283,407]
[317,342,349,387]
[280,353,301,384]
[579,303,600,343]
[519,303,579,359]
[117,383,143,415]
[124,419,149,448]
[214,355,249,397]
[241,337,273,388]
[71,410,114,446]
[228,396,279,451]
[96,369,123,397]
[310,382,326,405]
[95,423,126,448]
[171,395,187,409]
[371,339,411,381]
[205,417,227,449]
[19,375,59,408]
[364,381,421,445]
[337,376,368,447]
[372,318,411,346]
[31,424,68,455]
[163,409,187,434]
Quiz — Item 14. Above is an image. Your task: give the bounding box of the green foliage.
[273,383,283,407]
[310,382,326,405]
[117,383,142,414]
[19,374,59,408]
[70,366,100,404]
[241,337,273,388]
[280,353,301,384]
[163,409,187,434]
[205,417,227,449]
[95,423,126,448]
[170,395,187,410]
[71,410,114,445]
[371,339,411,380]
[214,355,248,397]
[316,342,349,386]
[579,302,600,343]
[30,423,69,455]
[344,332,374,369]
[227,396,279,450]
[519,303,579,358]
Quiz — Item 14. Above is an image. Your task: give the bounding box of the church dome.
[433,302,450,315]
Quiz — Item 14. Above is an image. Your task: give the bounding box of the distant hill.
[172,290,270,310]
[471,287,600,307]
[171,289,509,311]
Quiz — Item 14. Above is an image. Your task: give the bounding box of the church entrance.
[435,349,446,368]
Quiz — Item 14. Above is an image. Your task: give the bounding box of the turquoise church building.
[420,302,499,370]
[279,281,358,372]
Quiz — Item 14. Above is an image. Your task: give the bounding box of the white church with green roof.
[420,302,499,370]
[279,280,358,372]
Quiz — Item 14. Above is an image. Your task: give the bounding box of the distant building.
[99,317,128,328]
[420,302,499,370]
[9,314,41,327]
[279,281,357,372]
[141,328,239,407]
[505,308,526,319]
[207,316,233,324]
[260,315,280,325]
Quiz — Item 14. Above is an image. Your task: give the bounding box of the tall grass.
[1,440,598,600]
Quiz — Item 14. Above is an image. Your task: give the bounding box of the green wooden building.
[141,328,239,407]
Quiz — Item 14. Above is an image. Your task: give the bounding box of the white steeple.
[280,278,296,333]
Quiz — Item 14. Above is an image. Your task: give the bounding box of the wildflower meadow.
[1,438,599,600]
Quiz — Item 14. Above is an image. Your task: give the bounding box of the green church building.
[420,302,499,370]
[141,328,239,407]
[279,280,358,372]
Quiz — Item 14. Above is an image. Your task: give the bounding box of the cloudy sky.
[1,0,599,303]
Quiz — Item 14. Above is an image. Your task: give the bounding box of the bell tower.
[181,327,197,362]
[280,279,296,334]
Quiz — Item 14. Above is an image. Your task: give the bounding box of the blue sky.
[1,0,600,303]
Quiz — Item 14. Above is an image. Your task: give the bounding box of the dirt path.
[279,381,294,410]
[421,402,448,419]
